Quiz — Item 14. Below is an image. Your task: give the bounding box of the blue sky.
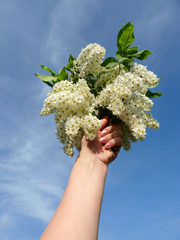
[0,0,180,239]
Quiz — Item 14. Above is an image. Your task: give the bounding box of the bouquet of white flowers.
[35,22,162,156]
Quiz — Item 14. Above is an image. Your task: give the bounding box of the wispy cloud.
[0,108,74,225]
[135,0,180,47]
[41,0,103,66]
[152,218,180,228]
[0,73,75,239]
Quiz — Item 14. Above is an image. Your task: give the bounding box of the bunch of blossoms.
[35,21,162,156]
[40,79,101,156]
[94,63,160,150]
[72,43,106,79]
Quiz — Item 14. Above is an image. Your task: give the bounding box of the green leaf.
[146,90,163,98]
[131,49,151,60]
[122,58,134,71]
[40,65,57,76]
[65,54,76,71]
[125,46,139,56]
[97,71,107,79]
[117,21,135,53]
[101,57,117,67]
[34,73,57,82]
[106,62,119,69]
[57,68,68,81]
[117,22,131,51]
[43,81,54,87]
[68,54,76,61]
[115,52,129,62]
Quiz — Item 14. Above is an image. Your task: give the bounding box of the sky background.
[0,0,180,239]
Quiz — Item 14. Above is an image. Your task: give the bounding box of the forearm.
[40,117,122,240]
[40,153,108,240]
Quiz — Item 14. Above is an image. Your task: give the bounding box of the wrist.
[76,150,108,176]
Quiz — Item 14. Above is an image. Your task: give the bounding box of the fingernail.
[105,142,111,149]
[99,137,106,144]
[101,130,107,137]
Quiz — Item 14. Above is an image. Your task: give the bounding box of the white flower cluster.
[95,62,159,150]
[72,43,106,78]
[41,43,159,156]
[41,78,101,156]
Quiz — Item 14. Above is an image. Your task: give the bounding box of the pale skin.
[40,116,122,240]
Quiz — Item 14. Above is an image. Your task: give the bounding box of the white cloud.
[0,1,30,42]
[135,0,180,47]
[0,213,12,227]
[41,0,102,66]
[147,217,180,230]
[0,109,74,224]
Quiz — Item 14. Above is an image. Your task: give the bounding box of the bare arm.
[40,116,122,240]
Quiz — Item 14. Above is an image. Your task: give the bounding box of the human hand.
[80,116,122,166]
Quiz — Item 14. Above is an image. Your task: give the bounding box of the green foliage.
[35,54,76,87]
[125,46,139,55]
[43,81,54,87]
[65,54,76,71]
[40,65,57,76]
[101,57,117,66]
[115,52,129,62]
[117,21,135,54]
[106,62,119,69]
[101,21,162,99]
[131,49,151,60]
[122,58,134,71]
[146,90,163,98]
[34,73,55,87]
[34,73,57,82]
[57,68,68,81]
[102,21,153,71]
